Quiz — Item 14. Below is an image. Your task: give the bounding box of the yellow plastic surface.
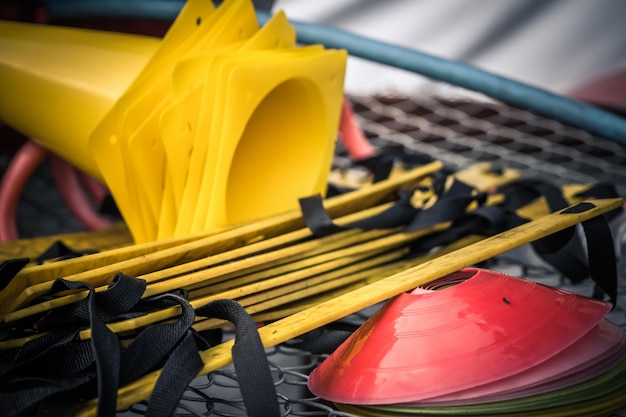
[0,0,347,243]
[123,0,258,227]
[159,11,297,239]
[0,21,158,177]
[197,48,346,232]
[173,45,330,235]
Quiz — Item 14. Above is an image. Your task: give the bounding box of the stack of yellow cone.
[0,0,347,243]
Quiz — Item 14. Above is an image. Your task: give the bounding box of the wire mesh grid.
[116,87,626,416]
[121,344,344,417]
[347,91,626,196]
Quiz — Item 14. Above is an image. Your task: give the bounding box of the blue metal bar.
[257,12,626,145]
[46,3,626,144]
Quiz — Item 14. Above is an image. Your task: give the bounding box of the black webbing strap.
[0,257,29,291]
[574,182,623,221]
[350,189,420,231]
[533,228,589,283]
[299,194,345,236]
[0,274,145,417]
[358,154,395,183]
[501,179,592,283]
[48,278,127,417]
[1,334,93,381]
[405,179,485,232]
[0,274,181,417]
[503,198,618,305]
[501,178,568,214]
[33,398,75,417]
[1,373,94,417]
[561,202,618,306]
[120,293,198,386]
[498,180,618,304]
[145,299,279,416]
[196,300,280,417]
[358,144,434,183]
[302,177,486,237]
[1,276,279,417]
[299,189,420,237]
[36,241,97,265]
[408,204,516,255]
[145,331,205,417]
[49,272,147,324]
[337,144,434,187]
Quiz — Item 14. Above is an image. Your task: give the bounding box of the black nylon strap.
[574,182,623,221]
[408,204,513,255]
[3,339,93,380]
[36,241,97,265]
[120,293,195,385]
[406,179,482,232]
[299,189,420,237]
[562,202,618,305]
[96,273,148,320]
[358,154,395,183]
[501,178,568,213]
[535,230,589,283]
[500,179,597,285]
[1,275,147,417]
[1,275,221,417]
[34,399,74,417]
[349,189,420,231]
[50,273,146,324]
[3,331,79,374]
[358,144,434,182]
[0,257,29,291]
[146,332,205,417]
[503,182,618,304]
[196,299,280,417]
[53,279,121,417]
[0,373,94,417]
[299,194,345,236]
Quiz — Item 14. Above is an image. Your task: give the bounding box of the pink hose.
[50,155,113,231]
[339,97,376,161]
[76,170,109,204]
[0,140,113,241]
[0,141,49,241]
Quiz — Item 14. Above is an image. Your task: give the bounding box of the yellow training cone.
[0,0,347,243]
[0,20,159,178]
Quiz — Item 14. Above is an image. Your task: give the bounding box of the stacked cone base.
[309,269,626,417]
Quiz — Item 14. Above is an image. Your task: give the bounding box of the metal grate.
[347,92,626,197]
[120,344,351,417]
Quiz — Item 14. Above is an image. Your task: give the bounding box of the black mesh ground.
[348,93,626,197]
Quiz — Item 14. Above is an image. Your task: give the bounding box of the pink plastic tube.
[0,141,49,241]
[50,155,112,231]
[339,97,376,161]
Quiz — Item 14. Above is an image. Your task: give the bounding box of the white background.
[273,0,626,96]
